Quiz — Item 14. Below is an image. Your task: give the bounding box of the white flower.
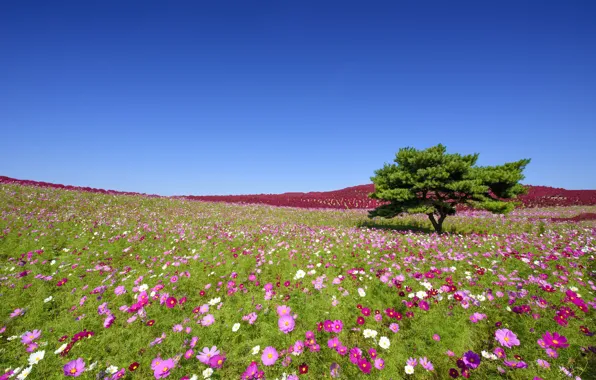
[208,297,221,306]
[28,351,45,365]
[139,284,149,292]
[363,329,378,338]
[106,365,118,374]
[251,345,260,355]
[189,375,198,380]
[379,336,390,349]
[54,343,67,354]
[404,365,414,375]
[232,323,240,332]
[202,367,213,379]
[7,335,19,341]
[16,366,32,380]
[44,296,53,303]
[416,291,426,299]
[294,270,306,280]
[50,260,56,265]
[358,288,366,297]
[87,362,97,371]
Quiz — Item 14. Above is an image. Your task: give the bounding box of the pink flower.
[374,358,385,370]
[277,305,291,316]
[197,346,219,364]
[261,346,278,366]
[389,323,400,333]
[21,330,41,344]
[495,329,520,348]
[278,315,295,334]
[114,286,126,295]
[64,358,85,377]
[201,314,215,326]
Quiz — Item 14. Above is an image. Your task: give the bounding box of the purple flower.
[495,329,520,348]
[64,358,85,377]
[406,357,418,367]
[462,351,481,369]
[261,346,278,366]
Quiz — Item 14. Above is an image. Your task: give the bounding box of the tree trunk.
[428,213,446,234]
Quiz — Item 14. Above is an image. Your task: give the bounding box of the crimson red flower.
[449,368,459,378]
[128,362,139,371]
[356,316,365,325]
[299,363,308,374]
[146,320,155,326]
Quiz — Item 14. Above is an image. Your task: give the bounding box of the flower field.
[1,183,595,379]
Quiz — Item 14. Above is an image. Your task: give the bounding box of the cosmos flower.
[21,330,41,345]
[462,351,481,369]
[278,315,295,333]
[495,329,520,348]
[261,346,278,366]
[64,358,85,377]
[542,331,569,349]
[196,346,220,364]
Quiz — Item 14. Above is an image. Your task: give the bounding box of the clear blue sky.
[1,1,595,195]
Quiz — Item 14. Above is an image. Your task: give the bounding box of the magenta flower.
[261,346,278,366]
[357,358,371,374]
[22,330,41,345]
[542,331,569,349]
[153,358,175,379]
[64,358,85,377]
[495,329,520,348]
[332,320,343,333]
[209,354,226,369]
[278,315,295,334]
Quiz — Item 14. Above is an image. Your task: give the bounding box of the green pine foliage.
[369,144,530,233]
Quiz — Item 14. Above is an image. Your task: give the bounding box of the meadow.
[0,183,595,379]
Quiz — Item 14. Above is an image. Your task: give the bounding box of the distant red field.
[2,176,596,210]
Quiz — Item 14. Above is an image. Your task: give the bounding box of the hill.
[2,175,596,209]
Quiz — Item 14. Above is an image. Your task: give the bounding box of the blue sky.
[1,1,595,195]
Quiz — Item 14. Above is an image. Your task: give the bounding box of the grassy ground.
[1,184,595,379]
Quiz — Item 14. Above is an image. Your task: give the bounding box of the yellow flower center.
[553,339,558,344]
[70,368,77,374]
[504,337,509,341]
[268,354,273,359]
[162,367,168,372]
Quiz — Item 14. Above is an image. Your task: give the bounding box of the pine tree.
[368,144,530,233]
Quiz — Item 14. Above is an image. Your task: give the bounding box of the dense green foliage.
[369,144,530,233]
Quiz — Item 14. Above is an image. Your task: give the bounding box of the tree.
[368,144,530,233]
